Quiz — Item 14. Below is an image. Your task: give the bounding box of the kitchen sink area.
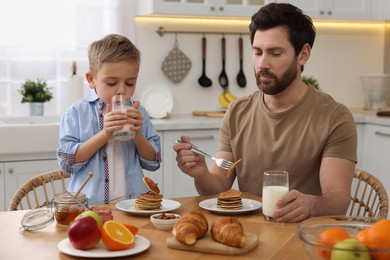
[0,116,61,125]
[0,116,60,160]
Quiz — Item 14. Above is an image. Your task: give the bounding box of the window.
[0,0,135,117]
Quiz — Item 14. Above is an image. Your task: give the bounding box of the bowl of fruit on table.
[297,215,390,260]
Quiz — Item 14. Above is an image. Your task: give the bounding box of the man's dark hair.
[249,3,316,56]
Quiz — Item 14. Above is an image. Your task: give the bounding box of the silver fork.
[175,140,234,170]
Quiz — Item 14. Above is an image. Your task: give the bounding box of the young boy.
[57,34,161,205]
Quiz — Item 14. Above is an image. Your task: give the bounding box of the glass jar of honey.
[53,192,88,225]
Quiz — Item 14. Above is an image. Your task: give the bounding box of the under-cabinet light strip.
[136,16,386,36]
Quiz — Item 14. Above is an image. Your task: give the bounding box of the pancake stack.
[217,189,243,210]
[135,176,163,210]
[135,192,163,210]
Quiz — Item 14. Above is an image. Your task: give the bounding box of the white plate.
[141,87,173,119]
[199,198,262,215]
[116,199,181,216]
[58,235,150,258]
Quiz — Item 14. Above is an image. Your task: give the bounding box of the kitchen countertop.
[158,109,390,129]
[0,109,389,162]
[152,113,222,131]
[349,108,390,126]
[1,109,390,130]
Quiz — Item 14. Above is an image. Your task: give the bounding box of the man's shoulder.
[229,91,261,110]
[311,89,349,110]
[309,89,354,123]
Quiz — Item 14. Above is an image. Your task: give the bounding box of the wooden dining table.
[0,193,309,259]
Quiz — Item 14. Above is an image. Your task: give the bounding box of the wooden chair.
[8,169,71,211]
[348,168,389,219]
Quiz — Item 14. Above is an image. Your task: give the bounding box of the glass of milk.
[111,94,135,141]
[262,170,289,222]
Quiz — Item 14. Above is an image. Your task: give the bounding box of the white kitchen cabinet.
[143,131,164,194]
[1,159,59,211]
[371,0,390,20]
[361,124,390,217]
[355,123,365,170]
[275,0,371,20]
[0,164,4,211]
[162,129,220,198]
[137,0,270,17]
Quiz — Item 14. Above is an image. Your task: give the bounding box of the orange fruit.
[121,222,139,236]
[317,228,350,260]
[355,228,370,246]
[366,219,390,260]
[101,220,135,251]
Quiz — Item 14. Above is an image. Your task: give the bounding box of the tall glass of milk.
[262,170,289,222]
[111,94,135,141]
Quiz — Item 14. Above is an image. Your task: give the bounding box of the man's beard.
[255,59,298,95]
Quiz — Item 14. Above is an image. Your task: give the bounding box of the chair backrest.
[8,169,71,211]
[348,168,389,219]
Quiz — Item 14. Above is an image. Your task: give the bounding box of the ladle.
[218,36,229,88]
[236,36,247,88]
[198,36,212,87]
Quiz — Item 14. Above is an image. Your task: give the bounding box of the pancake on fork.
[143,176,160,194]
[217,189,243,210]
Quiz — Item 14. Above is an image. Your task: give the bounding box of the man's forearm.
[308,191,350,217]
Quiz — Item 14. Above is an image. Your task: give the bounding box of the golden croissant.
[172,211,208,245]
[211,216,246,248]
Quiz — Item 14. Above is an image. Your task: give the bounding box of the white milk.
[113,124,135,140]
[262,185,289,217]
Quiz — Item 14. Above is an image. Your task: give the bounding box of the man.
[173,3,357,223]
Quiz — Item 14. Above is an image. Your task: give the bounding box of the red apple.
[75,210,103,228]
[68,216,101,250]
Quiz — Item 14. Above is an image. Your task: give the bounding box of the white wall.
[134,19,385,114]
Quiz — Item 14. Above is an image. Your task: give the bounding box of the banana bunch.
[218,88,237,109]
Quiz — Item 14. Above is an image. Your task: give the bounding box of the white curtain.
[0,0,135,117]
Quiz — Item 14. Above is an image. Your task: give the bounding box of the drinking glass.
[262,170,289,222]
[111,94,135,141]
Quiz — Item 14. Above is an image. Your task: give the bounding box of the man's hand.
[271,190,312,223]
[173,135,208,178]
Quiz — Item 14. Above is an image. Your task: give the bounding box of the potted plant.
[302,75,320,90]
[18,78,53,116]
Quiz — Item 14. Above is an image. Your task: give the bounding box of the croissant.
[211,216,246,248]
[172,211,208,245]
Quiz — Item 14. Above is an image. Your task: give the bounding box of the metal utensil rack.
[156,26,249,37]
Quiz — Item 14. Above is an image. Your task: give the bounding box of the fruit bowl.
[297,215,390,260]
[150,213,180,231]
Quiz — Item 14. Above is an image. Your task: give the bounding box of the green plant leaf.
[302,75,320,90]
[18,78,53,103]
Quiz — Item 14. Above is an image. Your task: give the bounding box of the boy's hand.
[126,101,143,135]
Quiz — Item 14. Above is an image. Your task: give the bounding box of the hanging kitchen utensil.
[198,36,212,87]
[218,36,229,89]
[236,36,247,88]
[162,35,192,83]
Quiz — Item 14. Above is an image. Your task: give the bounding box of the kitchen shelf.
[156,26,249,37]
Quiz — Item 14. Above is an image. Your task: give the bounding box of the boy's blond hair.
[88,34,141,76]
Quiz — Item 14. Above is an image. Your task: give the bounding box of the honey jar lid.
[20,207,54,231]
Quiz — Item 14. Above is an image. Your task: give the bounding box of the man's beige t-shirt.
[219,86,357,196]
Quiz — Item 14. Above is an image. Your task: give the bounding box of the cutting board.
[166,232,258,255]
[192,111,225,118]
[377,111,390,117]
